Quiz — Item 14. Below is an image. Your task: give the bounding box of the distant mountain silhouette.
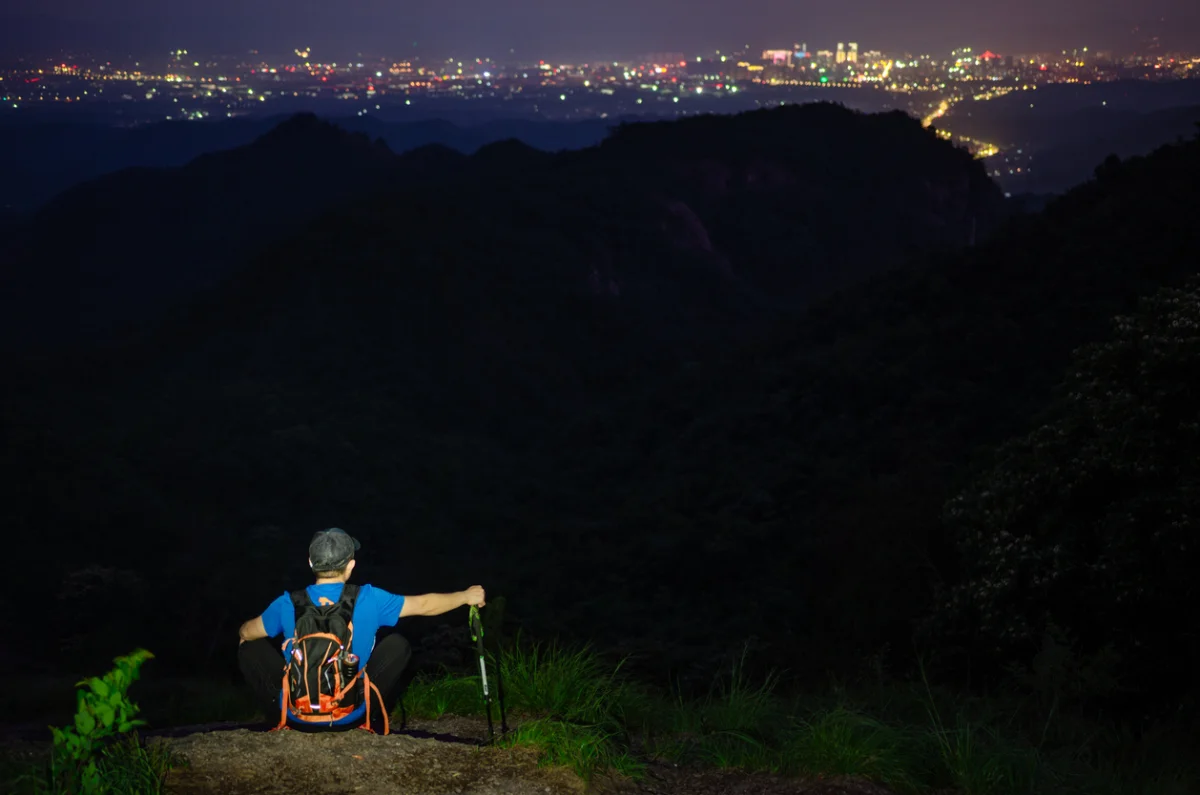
[0,114,623,212]
[1,114,409,345]
[939,80,1200,195]
[469,138,554,174]
[942,79,1200,148]
[1006,106,1200,194]
[1,104,1003,352]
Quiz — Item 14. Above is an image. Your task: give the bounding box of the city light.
[1,39,1189,167]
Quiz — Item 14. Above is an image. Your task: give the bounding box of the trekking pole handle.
[469,605,484,643]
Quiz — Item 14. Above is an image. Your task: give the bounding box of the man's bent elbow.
[239,616,267,643]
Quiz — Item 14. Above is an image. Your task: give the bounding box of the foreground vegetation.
[6,642,1195,794]
[5,650,178,795]
[400,641,1198,793]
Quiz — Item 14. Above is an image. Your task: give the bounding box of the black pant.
[238,633,412,733]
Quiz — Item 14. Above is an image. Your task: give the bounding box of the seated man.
[237,527,486,733]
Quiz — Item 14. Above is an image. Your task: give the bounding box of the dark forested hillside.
[1,109,1197,728]
[535,132,1200,703]
[2,114,406,343]
[1,104,1001,349]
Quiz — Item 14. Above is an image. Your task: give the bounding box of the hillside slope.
[2,103,1001,356]
[0,104,1015,678]
[530,131,1200,671]
[1,114,410,344]
[4,104,1001,350]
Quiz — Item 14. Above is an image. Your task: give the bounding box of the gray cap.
[309,527,361,571]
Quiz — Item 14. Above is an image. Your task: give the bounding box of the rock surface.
[153,718,900,795]
[157,726,582,795]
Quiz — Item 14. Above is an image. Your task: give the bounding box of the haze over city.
[1,0,1198,59]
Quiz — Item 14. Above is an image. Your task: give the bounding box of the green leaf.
[81,760,102,793]
[96,704,116,728]
[74,710,96,736]
[86,677,110,698]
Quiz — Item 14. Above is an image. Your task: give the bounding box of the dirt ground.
[157,726,583,795]
[152,717,899,795]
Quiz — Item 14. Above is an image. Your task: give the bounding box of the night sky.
[2,0,1197,61]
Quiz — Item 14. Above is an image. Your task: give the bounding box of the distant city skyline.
[1,0,1197,61]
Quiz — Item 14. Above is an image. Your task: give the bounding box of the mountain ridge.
[0,112,626,212]
[2,104,1003,354]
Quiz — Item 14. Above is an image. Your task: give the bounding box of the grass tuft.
[918,663,1042,795]
[400,669,485,720]
[7,733,181,795]
[923,711,1040,795]
[654,646,784,767]
[94,735,181,795]
[497,640,629,725]
[501,717,642,781]
[783,707,918,791]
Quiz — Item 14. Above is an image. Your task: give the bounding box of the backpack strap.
[338,583,360,612]
[289,588,313,612]
[288,583,358,620]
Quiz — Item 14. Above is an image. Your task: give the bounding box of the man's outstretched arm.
[399,585,485,618]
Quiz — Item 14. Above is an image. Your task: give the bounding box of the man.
[237,527,486,733]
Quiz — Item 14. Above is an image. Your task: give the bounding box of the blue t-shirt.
[260,582,406,725]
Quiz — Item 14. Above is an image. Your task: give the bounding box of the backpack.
[273,583,388,733]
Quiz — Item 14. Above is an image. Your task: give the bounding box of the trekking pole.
[494,639,509,736]
[469,605,495,744]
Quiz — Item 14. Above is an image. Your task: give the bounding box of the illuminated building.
[762,49,793,67]
[645,52,686,67]
[848,43,858,63]
[836,43,846,64]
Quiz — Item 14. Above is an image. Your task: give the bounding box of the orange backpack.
[273,583,388,733]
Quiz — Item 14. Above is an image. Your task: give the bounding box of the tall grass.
[93,736,179,795]
[6,735,179,795]
[401,639,641,781]
[503,718,641,781]
[397,639,1195,794]
[654,647,784,768]
[400,669,483,720]
[782,708,919,790]
[917,665,1042,794]
[498,641,630,726]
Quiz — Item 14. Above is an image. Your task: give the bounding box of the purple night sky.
[2,0,1197,59]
